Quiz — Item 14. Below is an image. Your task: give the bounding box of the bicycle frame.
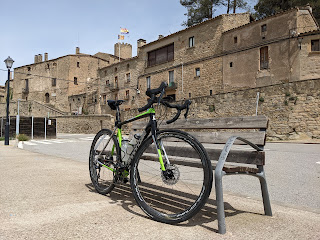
[97,106,167,172]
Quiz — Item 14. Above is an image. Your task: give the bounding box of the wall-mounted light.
[298,37,303,50]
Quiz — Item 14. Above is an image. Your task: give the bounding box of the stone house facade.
[13,48,115,113]
[99,6,319,114]
[0,86,5,103]
[222,6,319,91]
[99,13,252,113]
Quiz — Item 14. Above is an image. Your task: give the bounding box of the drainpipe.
[181,63,184,94]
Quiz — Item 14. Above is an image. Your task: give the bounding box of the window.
[106,80,110,86]
[74,77,78,85]
[189,37,194,47]
[77,62,80,68]
[234,37,238,44]
[52,78,56,87]
[261,24,267,33]
[127,64,130,70]
[146,76,151,89]
[189,93,191,98]
[195,68,200,77]
[230,62,233,67]
[27,67,31,71]
[114,67,117,73]
[103,95,106,104]
[260,46,269,70]
[45,93,50,103]
[311,40,320,51]
[147,43,174,67]
[210,90,213,96]
[125,90,129,99]
[126,73,131,82]
[169,71,174,84]
[115,76,118,87]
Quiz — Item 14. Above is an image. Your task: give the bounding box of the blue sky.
[0,0,257,86]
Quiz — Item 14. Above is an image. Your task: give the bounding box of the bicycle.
[89,82,213,224]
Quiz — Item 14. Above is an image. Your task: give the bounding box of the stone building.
[99,13,252,113]
[222,6,319,91]
[99,6,319,114]
[0,85,5,103]
[13,48,113,113]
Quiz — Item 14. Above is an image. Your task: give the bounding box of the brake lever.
[158,88,165,105]
[184,100,191,119]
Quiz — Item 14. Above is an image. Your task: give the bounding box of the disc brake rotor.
[161,165,180,185]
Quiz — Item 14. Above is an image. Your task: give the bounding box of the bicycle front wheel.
[130,130,213,223]
[89,129,120,195]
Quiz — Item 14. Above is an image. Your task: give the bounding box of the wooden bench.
[131,115,272,234]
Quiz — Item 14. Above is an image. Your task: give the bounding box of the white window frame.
[189,36,195,48]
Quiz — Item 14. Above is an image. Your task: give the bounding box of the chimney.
[158,35,164,39]
[34,55,38,63]
[137,39,147,56]
[44,53,48,61]
[76,47,80,54]
[306,3,312,13]
[38,54,42,62]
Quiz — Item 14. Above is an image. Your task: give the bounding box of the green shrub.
[17,134,29,141]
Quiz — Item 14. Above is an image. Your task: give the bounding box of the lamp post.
[4,56,14,145]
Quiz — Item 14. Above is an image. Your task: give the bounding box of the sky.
[0,0,258,86]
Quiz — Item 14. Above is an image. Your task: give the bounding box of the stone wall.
[0,100,67,118]
[56,115,114,134]
[121,78,320,140]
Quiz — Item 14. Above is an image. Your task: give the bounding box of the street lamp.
[4,56,14,145]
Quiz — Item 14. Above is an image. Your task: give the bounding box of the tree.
[180,0,249,27]
[254,0,320,24]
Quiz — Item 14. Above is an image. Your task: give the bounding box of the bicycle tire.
[89,129,120,195]
[130,129,213,223]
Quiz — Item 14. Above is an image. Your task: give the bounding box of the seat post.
[115,106,121,125]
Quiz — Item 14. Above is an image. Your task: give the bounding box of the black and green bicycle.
[89,82,213,223]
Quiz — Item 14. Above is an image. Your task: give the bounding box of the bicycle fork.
[150,113,170,171]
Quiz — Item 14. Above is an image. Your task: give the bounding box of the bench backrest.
[132,115,268,147]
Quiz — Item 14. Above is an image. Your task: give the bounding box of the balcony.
[167,82,178,90]
[110,82,119,91]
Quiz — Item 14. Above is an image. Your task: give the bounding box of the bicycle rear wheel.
[130,130,213,223]
[89,129,120,195]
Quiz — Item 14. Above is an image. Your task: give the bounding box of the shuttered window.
[311,40,320,51]
[260,46,269,70]
[147,43,174,67]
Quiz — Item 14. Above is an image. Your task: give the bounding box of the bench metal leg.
[215,170,226,234]
[257,166,272,216]
[215,136,237,234]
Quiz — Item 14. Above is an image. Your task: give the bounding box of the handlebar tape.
[138,95,156,112]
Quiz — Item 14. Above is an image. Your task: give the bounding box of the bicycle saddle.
[107,100,125,110]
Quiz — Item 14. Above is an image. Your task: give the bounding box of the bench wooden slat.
[140,155,260,174]
[190,131,266,145]
[143,146,265,165]
[132,116,268,130]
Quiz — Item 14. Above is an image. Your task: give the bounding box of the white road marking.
[31,140,52,145]
[23,141,37,146]
[79,137,94,141]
